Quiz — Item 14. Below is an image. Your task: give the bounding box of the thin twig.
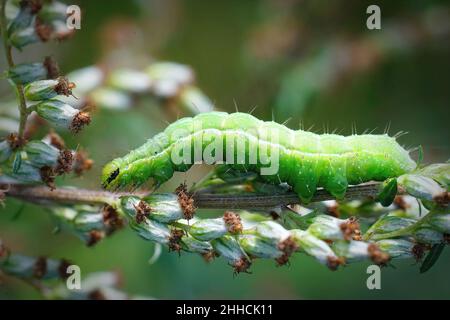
[0,0,30,139]
[3,182,382,209]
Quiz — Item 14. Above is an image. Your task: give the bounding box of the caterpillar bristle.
[233,99,239,112]
[248,105,258,115]
[384,121,391,135]
[394,131,409,139]
[281,117,292,126]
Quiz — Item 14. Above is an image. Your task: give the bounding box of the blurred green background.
[1,0,449,299]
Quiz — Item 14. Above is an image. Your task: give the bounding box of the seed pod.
[189,218,227,241]
[417,163,450,189]
[181,235,213,254]
[7,1,40,36]
[332,240,371,262]
[5,159,42,183]
[51,206,104,245]
[290,229,340,268]
[398,174,447,202]
[307,215,359,241]
[107,69,152,93]
[179,86,214,114]
[34,99,90,133]
[8,62,48,84]
[413,227,445,245]
[375,239,415,259]
[365,215,416,238]
[0,140,12,163]
[90,88,132,110]
[239,235,282,259]
[121,197,171,244]
[24,140,59,167]
[9,26,39,49]
[147,62,194,85]
[0,254,61,280]
[37,1,68,22]
[121,194,184,224]
[24,77,75,101]
[254,221,290,244]
[211,235,251,273]
[65,66,104,95]
[428,214,450,233]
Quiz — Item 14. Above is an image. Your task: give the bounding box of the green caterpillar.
[102,112,416,203]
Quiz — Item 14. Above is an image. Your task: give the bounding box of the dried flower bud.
[37,1,68,22]
[239,235,282,259]
[332,240,373,263]
[181,235,213,254]
[9,26,39,49]
[211,235,251,274]
[121,197,171,244]
[375,239,415,259]
[307,215,360,241]
[24,77,75,101]
[364,215,416,239]
[34,99,90,133]
[121,194,184,224]
[8,62,48,84]
[107,69,152,93]
[0,253,62,280]
[90,88,132,110]
[428,214,450,234]
[0,140,12,163]
[5,159,42,183]
[179,86,214,114]
[398,174,447,203]
[65,66,104,97]
[413,227,445,245]
[254,221,290,244]
[147,62,194,86]
[290,229,340,268]
[189,218,228,241]
[416,163,450,189]
[7,0,42,36]
[24,140,59,167]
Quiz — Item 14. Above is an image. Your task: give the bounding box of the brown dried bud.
[72,149,93,176]
[33,256,47,279]
[70,111,91,133]
[87,230,104,247]
[43,56,60,79]
[168,229,185,254]
[326,256,346,271]
[223,211,243,234]
[134,200,152,224]
[367,243,390,266]
[340,217,361,241]
[175,183,195,219]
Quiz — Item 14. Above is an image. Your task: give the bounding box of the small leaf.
[377,178,397,207]
[420,243,445,274]
[12,152,22,174]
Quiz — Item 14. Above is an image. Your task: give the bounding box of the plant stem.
[3,182,382,209]
[0,0,30,139]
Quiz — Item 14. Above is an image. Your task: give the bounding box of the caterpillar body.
[102,112,416,203]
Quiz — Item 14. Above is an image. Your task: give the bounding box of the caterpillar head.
[102,161,121,190]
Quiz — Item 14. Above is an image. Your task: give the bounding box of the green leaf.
[420,243,445,274]
[377,178,397,207]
